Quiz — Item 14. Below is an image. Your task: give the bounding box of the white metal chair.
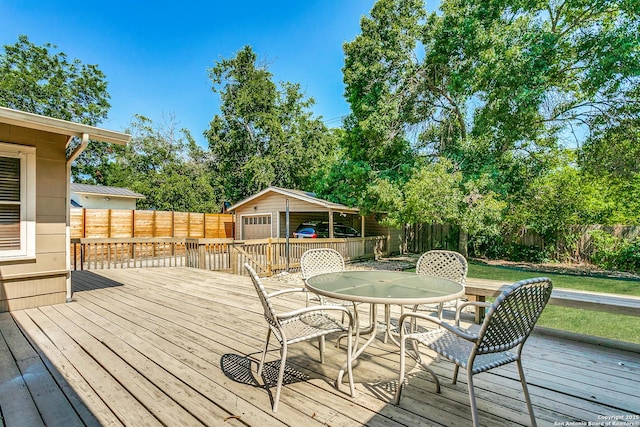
[300,248,359,322]
[245,263,355,412]
[412,250,468,319]
[395,277,553,427]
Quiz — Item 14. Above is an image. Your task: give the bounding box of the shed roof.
[0,106,130,145]
[70,183,146,199]
[227,186,359,213]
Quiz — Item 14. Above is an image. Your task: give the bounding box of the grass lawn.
[467,261,640,345]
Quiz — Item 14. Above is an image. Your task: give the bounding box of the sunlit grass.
[467,261,640,296]
[466,261,640,344]
[536,305,640,344]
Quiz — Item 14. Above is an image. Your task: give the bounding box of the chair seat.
[279,312,349,345]
[409,328,519,374]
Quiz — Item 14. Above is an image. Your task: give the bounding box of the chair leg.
[467,369,480,427]
[336,304,359,349]
[318,336,325,363]
[383,304,390,343]
[273,342,288,412]
[452,365,459,384]
[437,302,444,320]
[517,359,538,427]
[346,325,355,397]
[394,334,407,404]
[258,329,271,377]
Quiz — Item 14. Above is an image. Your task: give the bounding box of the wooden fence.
[404,223,640,262]
[70,236,389,276]
[403,223,461,254]
[71,208,234,239]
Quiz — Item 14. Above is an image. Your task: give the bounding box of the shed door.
[242,215,272,239]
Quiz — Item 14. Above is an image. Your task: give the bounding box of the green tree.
[205,46,337,204]
[107,115,217,212]
[579,81,640,181]
[0,35,115,181]
[326,0,424,209]
[341,0,640,256]
[0,35,110,124]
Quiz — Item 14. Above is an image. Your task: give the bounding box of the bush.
[469,235,549,263]
[589,230,640,273]
[618,240,640,272]
[504,244,550,263]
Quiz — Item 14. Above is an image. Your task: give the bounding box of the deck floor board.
[1,267,639,426]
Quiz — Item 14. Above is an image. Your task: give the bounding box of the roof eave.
[0,106,130,145]
[227,186,359,213]
[72,192,145,199]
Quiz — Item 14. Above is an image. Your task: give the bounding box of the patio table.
[305,270,465,386]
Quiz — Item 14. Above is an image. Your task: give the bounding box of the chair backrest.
[475,277,552,354]
[416,250,468,284]
[245,263,279,329]
[300,248,345,279]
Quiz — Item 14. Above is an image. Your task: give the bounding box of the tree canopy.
[103,115,218,212]
[331,0,640,255]
[0,35,110,125]
[205,46,339,203]
[0,35,122,183]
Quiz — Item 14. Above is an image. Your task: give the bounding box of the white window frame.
[0,142,36,260]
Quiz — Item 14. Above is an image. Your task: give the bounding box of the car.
[293,222,361,238]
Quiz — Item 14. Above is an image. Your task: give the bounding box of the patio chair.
[394,277,552,427]
[245,263,355,412]
[300,248,359,322]
[412,250,468,319]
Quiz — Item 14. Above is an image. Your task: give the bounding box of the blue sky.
[1,1,375,146]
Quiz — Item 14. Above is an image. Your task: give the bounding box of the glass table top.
[305,270,465,305]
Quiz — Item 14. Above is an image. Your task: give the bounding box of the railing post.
[267,238,272,276]
[230,241,239,275]
[198,240,207,270]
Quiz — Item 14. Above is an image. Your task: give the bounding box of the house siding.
[0,124,69,311]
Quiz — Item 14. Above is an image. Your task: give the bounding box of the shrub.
[589,230,640,273]
[504,244,550,263]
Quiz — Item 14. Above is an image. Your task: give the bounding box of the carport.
[227,187,363,240]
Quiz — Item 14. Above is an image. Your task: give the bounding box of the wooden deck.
[1,268,639,426]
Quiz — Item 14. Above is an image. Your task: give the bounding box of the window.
[0,142,36,259]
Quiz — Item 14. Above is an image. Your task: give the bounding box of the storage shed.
[70,183,145,209]
[0,106,130,311]
[227,186,396,241]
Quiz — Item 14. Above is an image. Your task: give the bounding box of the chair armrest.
[267,287,306,298]
[277,305,354,325]
[458,300,492,310]
[399,311,477,342]
[454,300,492,325]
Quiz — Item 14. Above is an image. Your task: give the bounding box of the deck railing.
[71,236,389,276]
[71,237,189,270]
